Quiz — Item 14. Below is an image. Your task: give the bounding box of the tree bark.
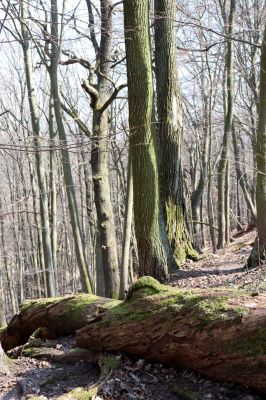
[0,294,117,351]
[232,124,257,222]
[82,0,120,298]
[3,278,266,393]
[154,0,197,264]
[248,20,266,267]
[21,0,56,297]
[217,0,235,249]
[49,0,93,293]
[77,278,266,393]
[124,0,173,281]
[120,153,133,298]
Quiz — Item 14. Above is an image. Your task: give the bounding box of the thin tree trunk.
[21,0,55,297]
[217,0,235,249]
[83,0,120,298]
[49,98,58,290]
[49,0,92,293]
[120,153,133,298]
[232,125,257,222]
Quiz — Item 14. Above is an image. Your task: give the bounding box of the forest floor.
[1,228,266,400]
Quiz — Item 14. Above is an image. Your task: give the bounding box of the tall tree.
[248,20,266,266]
[154,0,197,263]
[21,0,56,297]
[124,0,174,280]
[82,0,121,298]
[50,0,93,293]
[217,0,236,248]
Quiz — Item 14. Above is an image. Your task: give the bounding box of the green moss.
[59,295,98,322]
[57,387,95,400]
[228,327,266,356]
[101,354,121,371]
[20,296,64,312]
[157,289,249,325]
[108,301,149,322]
[22,347,38,357]
[126,276,166,300]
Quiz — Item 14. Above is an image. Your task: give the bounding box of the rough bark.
[0,294,117,351]
[124,0,173,280]
[154,0,197,264]
[77,277,266,393]
[3,279,266,392]
[248,19,266,266]
[83,0,120,298]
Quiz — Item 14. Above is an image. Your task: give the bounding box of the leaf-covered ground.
[1,229,265,400]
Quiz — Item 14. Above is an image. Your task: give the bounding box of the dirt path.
[171,229,263,292]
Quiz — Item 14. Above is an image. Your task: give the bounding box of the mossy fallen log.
[3,277,266,392]
[76,277,266,393]
[0,294,118,351]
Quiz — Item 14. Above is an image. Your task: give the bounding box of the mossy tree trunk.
[77,277,266,394]
[154,0,197,265]
[248,21,266,267]
[0,294,118,351]
[3,278,266,392]
[123,0,174,281]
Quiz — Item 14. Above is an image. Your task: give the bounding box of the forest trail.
[172,229,259,291]
[1,229,265,400]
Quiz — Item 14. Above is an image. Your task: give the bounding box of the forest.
[0,0,266,399]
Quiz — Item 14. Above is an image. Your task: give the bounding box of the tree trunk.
[0,294,117,351]
[154,0,197,265]
[232,125,257,222]
[0,342,11,376]
[49,97,58,289]
[120,153,133,298]
[77,277,266,394]
[21,0,56,297]
[49,0,93,293]
[248,21,266,266]
[217,0,235,249]
[123,0,173,280]
[0,292,6,329]
[82,0,120,298]
[3,278,266,393]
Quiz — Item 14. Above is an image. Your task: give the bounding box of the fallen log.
[2,277,266,392]
[0,294,118,350]
[76,277,266,393]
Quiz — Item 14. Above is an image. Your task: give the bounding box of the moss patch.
[228,327,266,356]
[100,354,121,371]
[126,276,167,300]
[57,387,95,400]
[102,278,250,327]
